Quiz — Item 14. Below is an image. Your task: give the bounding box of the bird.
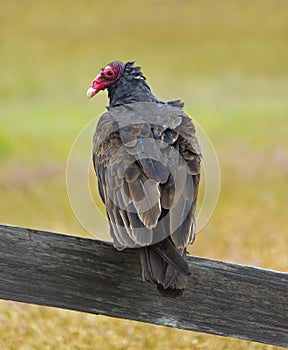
[87,61,201,297]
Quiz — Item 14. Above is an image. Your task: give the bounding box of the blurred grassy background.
[0,0,287,349]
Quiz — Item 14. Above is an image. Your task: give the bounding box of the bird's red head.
[87,61,125,99]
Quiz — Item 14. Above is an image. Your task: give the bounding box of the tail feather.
[140,245,165,283]
[152,239,190,276]
[139,238,190,297]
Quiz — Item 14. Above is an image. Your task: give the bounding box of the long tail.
[139,238,190,297]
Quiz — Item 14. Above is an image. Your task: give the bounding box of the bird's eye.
[103,66,115,79]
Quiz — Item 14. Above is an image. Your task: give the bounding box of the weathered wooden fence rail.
[0,224,287,347]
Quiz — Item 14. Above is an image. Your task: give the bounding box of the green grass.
[0,0,287,349]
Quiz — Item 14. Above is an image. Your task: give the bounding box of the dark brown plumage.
[88,61,201,297]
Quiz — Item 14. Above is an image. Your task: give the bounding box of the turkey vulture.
[87,61,201,297]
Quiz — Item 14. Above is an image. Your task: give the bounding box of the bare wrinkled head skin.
[87,61,125,99]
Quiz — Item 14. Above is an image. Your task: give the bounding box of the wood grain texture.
[0,224,287,347]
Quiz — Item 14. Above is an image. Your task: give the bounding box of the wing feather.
[93,103,201,251]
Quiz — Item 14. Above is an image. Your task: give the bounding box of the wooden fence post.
[0,224,287,347]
